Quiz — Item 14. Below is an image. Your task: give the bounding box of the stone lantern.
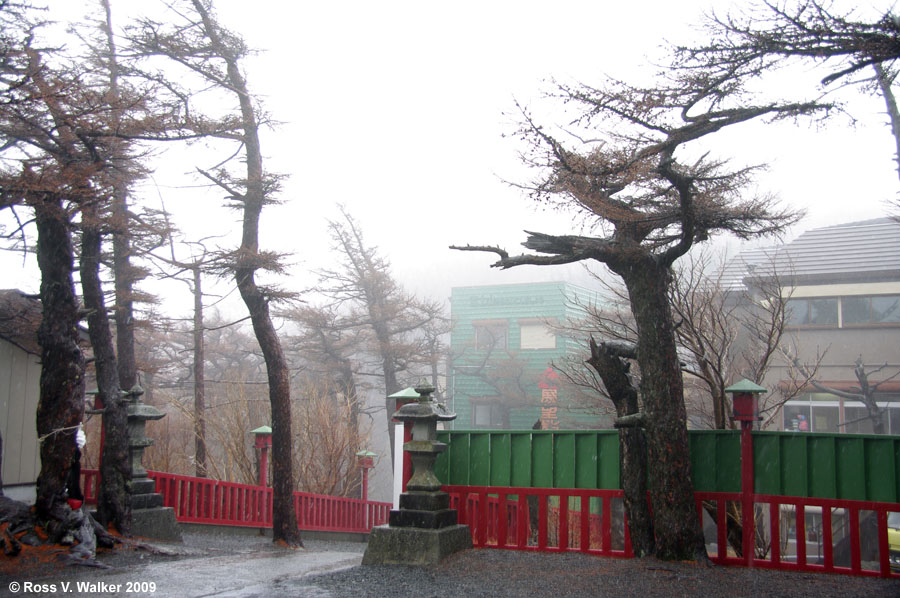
[363,380,472,565]
[126,385,181,541]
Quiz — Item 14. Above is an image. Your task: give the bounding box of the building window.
[786,298,838,326]
[472,401,506,428]
[842,295,900,325]
[519,321,556,350]
[474,321,508,351]
[782,393,900,434]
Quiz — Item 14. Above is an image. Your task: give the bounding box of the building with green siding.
[448,281,606,430]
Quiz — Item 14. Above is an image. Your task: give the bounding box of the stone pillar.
[363,381,471,565]
[126,386,181,541]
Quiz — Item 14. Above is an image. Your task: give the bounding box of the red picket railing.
[445,485,632,557]
[80,469,390,534]
[697,491,900,578]
[446,484,900,579]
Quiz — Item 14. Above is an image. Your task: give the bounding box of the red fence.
[446,486,632,558]
[446,484,900,579]
[81,469,390,534]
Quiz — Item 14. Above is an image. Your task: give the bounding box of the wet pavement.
[1,532,365,598]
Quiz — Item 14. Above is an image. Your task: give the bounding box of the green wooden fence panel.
[689,432,718,492]
[574,432,598,489]
[598,432,620,489]
[553,433,576,488]
[434,429,900,502]
[716,433,741,493]
[510,433,532,487]
[531,433,553,488]
[865,437,896,503]
[469,433,491,486]
[490,433,512,487]
[809,435,838,499]
[445,431,469,485]
[779,434,809,498]
[753,434,782,495]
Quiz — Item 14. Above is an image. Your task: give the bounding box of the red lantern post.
[725,378,766,565]
[251,425,273,487]
[356,450,376,502]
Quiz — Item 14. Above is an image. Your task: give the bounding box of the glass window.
[808,298,838,325]
[786,299,809,326]
[474,322,507,351]
[472,402,505,428]
[783,403,811,431]
[872,295,900,323]
[844,406,876,434]
[519,322,556,350]
[841,296,870,324]
[786,298,838,326]
[891,407,900,435]
[811,405,840,433]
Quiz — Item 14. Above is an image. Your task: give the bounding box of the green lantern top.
[723,379,767,394]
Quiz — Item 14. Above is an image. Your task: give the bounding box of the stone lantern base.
[362,524,472,566]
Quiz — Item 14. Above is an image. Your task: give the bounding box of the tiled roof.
[722,218,900,290]
[0,289,42,355]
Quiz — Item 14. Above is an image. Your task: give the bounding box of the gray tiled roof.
[722,218,900,290]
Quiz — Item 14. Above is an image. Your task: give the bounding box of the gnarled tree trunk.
[617,257,706,561]
[33,197,85,522]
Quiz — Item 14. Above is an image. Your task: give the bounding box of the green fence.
[435,429,900,502]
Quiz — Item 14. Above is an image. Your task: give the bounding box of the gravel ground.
[5,530,900,597]
[302,548,900,598]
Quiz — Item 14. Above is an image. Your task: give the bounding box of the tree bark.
[33,197,86,521]
[189,0,301,547]
[192,265,207,477]
[615,257,707,562]
[586,338,654,557]
[80,202,131,534]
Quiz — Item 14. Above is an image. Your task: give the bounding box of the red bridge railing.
[81,469,390,534]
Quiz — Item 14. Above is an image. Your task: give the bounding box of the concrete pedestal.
[129,476,181,542]
[362,524,472,566]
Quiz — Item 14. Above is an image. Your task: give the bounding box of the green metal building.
[449,281,602,430]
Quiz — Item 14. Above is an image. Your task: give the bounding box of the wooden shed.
[0,289,42,494]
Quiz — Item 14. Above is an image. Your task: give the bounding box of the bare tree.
[679,1,900,183]
[785,354,900,434]
[318,207,445,463]
[452,68,825,559]
[128,0,301,546]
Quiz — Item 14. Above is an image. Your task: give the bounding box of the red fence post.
[725,379,766,566]
[741,421,755,566]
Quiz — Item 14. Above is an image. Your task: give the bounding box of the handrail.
[80,469,391,534]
